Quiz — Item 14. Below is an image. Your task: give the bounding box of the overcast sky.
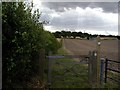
[33,0,118,35]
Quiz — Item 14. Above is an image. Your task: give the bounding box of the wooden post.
[88,51,92,83]
[39,49,45,82]
[89,51,97,88]
[100,58,105,86]
[96,35,101,87]
[92,51,97,88]
[48,51,52,88]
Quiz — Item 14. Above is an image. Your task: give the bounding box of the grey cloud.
[41,2,118,13]
[45,11,117,32]
[39,2,118,35]
[40,13,51,21]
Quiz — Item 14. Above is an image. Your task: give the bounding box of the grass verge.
[104,71,120,88]
[50,47,91,88]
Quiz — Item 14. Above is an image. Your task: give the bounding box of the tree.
[53,31,61,38]
[71,32,77,38]
[61,31,67,38]
[77,31,83,38]
[66,31,71,38]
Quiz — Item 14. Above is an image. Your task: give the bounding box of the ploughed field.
[63,39,119,61]
[63,39,119,71]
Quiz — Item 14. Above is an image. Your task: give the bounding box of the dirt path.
[63,39,119,61]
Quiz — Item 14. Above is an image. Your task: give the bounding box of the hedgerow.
[2,2,60,88]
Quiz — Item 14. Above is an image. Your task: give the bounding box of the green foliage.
[2,2,60,88]
[44,31,61,55]
[53,31,119,39]
[53,31,61,38]
[71,32,77,38]
[61,31,67,38]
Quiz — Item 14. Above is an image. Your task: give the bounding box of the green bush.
[44,31,61,55]
[2,2,61,88]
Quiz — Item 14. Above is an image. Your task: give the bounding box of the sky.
[32,0,118,35]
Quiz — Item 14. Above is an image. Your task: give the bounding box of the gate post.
[92,51,97,88]
[88,51,92,83]
[88,51,97,88]
[39,49,45,82]
[48,51,52,88]
[96,35,101,87]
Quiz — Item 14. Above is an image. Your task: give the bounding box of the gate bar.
[47,55,88,59]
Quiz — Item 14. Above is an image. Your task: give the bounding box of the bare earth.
[63,39,119,61]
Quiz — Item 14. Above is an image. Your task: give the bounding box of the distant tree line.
[53,31,120,40]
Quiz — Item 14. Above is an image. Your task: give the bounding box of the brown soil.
[63,39,119,61]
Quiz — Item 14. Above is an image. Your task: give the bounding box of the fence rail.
[47,52,120,88]
[107,68,120,73]
[104,58,120,83]
[107,59,120,63]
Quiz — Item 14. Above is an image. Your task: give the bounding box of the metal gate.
[47,54,90,88]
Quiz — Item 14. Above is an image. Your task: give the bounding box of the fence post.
[96,35,101,87]
[39,49,45,82]
[88,51,92,83]
[92,51,97,88]
[104,58,108,83]
[100,58,105,85]
[48,51,52,88]
[88,51,97,88]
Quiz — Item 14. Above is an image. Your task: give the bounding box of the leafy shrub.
[2,2,61,88]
